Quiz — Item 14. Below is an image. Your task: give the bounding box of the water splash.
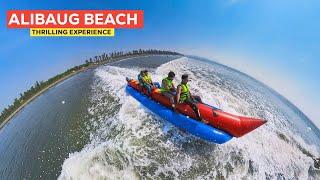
[59,57,320,179]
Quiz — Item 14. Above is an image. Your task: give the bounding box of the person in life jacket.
[160,71,176,109]
[138,70,155,94]
[176,74,207,123]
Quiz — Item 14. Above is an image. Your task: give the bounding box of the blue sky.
[0,0,319,128]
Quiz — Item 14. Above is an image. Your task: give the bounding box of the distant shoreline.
[0,68,86,129]
[0,52,181,130]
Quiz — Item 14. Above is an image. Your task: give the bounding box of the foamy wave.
[59,141,138,180]
[59,57,320,179]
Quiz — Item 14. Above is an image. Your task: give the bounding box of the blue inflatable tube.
[126,85,233,144]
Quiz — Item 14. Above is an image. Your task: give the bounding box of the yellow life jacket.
[179,83,190,102]
[143,73,152,84]
[160,77,173,92]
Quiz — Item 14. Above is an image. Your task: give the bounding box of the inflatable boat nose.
[237,117,267,137]
[126,77,131,82]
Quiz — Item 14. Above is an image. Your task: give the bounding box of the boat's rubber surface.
[126,79,266,143]
[126,85,233,144]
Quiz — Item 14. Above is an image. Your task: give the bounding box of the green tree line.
[0,49,182,125]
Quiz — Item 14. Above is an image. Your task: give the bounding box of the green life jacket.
[143,73,152,84]
[160,77,173,92]
[179,83,190,102]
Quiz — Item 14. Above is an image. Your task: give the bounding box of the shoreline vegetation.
[0,49,182,129]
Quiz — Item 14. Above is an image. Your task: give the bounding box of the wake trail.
[59,57,320,179]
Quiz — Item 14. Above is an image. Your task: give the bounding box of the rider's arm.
[146,81,152,86]
[149,76,154,86]
[188,89,195,100]
[176,85,181,103]
[172,83,176,91]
